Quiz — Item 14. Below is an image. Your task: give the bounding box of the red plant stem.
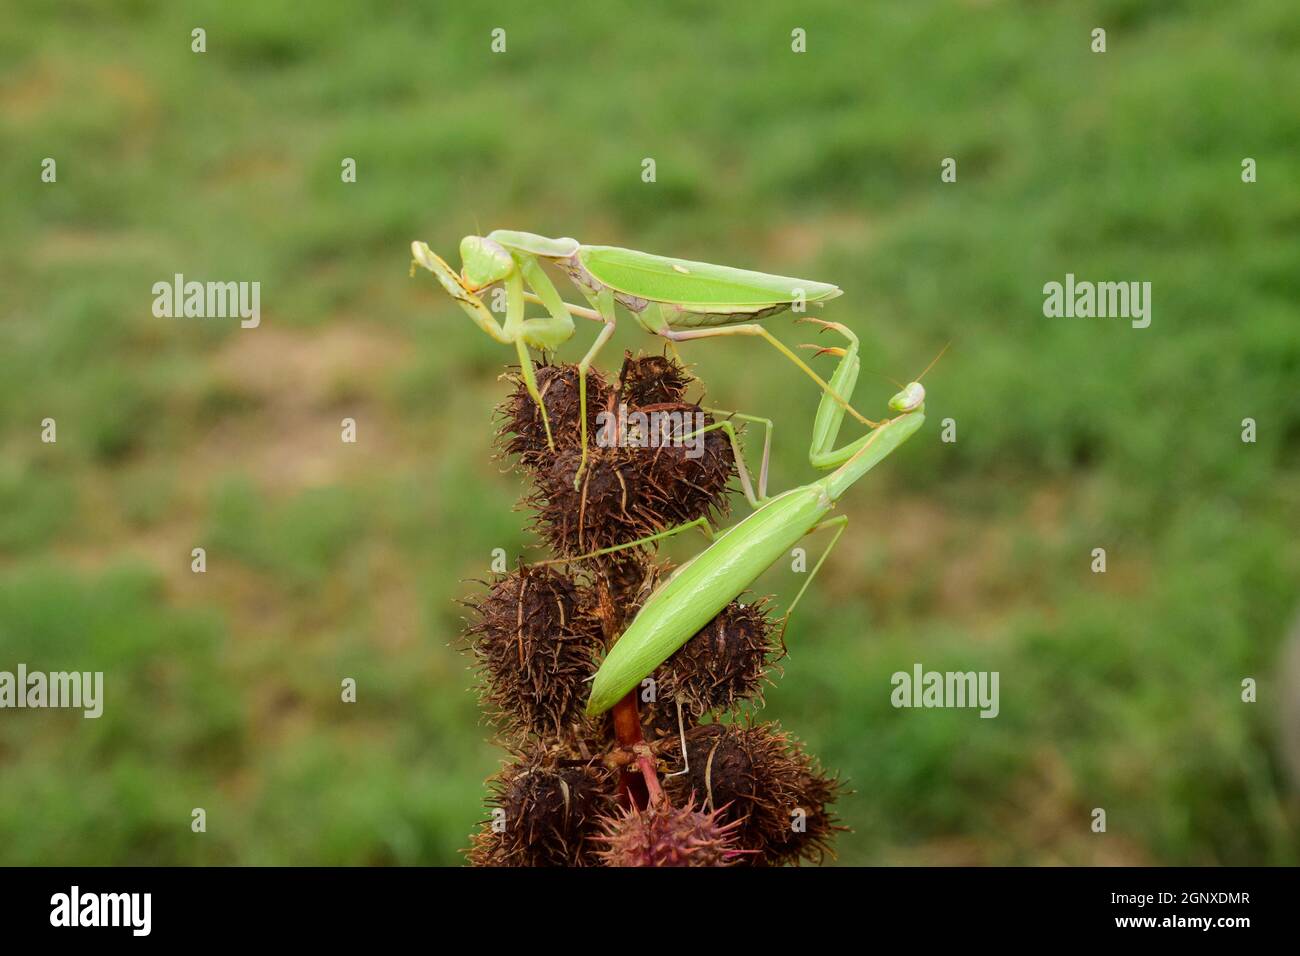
[636,751,664,805]
[611,690,664,810]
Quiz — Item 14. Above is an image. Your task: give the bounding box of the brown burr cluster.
[462,352,843,867]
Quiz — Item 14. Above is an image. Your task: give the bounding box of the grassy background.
[1,0,1298,864]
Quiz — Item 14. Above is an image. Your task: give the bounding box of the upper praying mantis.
[410,230,881,486]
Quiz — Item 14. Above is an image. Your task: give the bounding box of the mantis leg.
[573,288,618,489]
[513,337,554,450]
[658,323,881,429]
[676,419,763,509]
[680,408,774,508]
[783,515,849,624]
[516,255,577,349]
[410,242,512,344]
[534,516,716,568]
[797,318,895,470]
[522,291,602,323]
[503,257,580,452]
[703,408,773,501]
[494,269,555,450]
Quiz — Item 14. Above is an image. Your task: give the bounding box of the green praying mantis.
[410,231,882,486]
[540,324,941,716]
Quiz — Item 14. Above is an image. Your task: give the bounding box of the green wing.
[579,245,841,306]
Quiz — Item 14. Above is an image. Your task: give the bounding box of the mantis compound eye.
[459,235,514,290]
[889,381,925,413]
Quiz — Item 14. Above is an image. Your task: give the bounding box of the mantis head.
[886,343,947,414]
[458,235,514,291]
[888,382,925,413]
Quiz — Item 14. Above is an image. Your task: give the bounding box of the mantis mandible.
[410,231,880,486]
[548,329,941,716]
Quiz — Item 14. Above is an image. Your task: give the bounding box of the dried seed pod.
[528,447,643,555]
[596,799,746,867]
[654,596,782,718]
[497,355,735,557]
[632,403,735,526]
[463,565,603,738]
[664,722,843,866]
[617,352,692,406]
[528,410,734,557]
[498,362,613,469]
[468,749,615,867]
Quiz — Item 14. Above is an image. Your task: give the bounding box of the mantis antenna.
[799,340,950,399]
[916,341,951,382]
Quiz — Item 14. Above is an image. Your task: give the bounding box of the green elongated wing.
[578,245,841,307]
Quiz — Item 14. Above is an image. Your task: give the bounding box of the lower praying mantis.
[544,328,941,717]
[410,231,881,486]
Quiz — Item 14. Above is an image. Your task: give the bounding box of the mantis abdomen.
[585,407,929,716]
[585,485,832,715]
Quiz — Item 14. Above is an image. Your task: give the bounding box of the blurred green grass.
[0,0,1297,864]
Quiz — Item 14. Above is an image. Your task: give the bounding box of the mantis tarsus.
[410,230,881,486]
[548,328,940,717]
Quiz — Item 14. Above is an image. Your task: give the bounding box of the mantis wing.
[578,245,841,307]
